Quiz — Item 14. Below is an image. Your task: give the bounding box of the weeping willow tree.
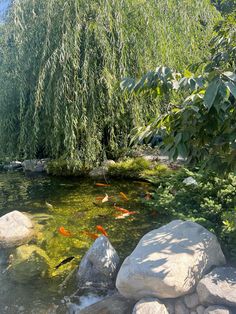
[0,0,220,167]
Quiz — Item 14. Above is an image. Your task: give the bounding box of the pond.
[0,171,162,313]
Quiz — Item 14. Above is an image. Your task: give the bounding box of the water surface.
[0,172,160,313]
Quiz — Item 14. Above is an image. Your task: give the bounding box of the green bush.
[142,167,236,261]
[108,157,152,179]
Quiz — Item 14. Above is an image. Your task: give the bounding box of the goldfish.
[55,256,75,269]
[83,231,99,240]
[119,192,129,201]
[114,205,130,214]
[58,226,72,237]
[102,194,109,203]
[115,211,137,219]
[96,225,108,237]
[95,195,114,201]
[95,183,111,187]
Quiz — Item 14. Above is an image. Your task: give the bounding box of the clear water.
[0,172,160,313]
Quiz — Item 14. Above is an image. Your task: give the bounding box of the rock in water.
[197,267,236,307]
[116,220,225,299]
[77,236,120,290]
[78,293,135,314]
[8,244,50,283]
[0,211,34,248]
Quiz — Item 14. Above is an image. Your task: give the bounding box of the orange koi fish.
[58,226,72,237]
[96,225,108,237]
[115,211,137,219]
[83,231,99,240]
[119,192,129,201]
[95,183,111,187]
[114,205,130,214]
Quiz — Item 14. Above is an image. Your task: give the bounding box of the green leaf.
[183,69,193,78]
[224,81,236,98]
[204,78,220,110]
[175,133,182,145]
[177,142,188,158]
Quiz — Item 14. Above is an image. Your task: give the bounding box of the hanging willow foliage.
[0,0,220,167]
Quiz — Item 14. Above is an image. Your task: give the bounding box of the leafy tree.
[212,0,236,14]
[127,14,236,172]
[0,0,219,167]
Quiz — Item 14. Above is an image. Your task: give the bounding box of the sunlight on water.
[0,172,159,313]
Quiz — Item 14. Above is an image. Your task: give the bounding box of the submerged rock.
[77,236,120,291]
[116,220,225,299]
[8,244,50,283]
[197,267,236,307]
[78,293,135,314]
[0,211,34,248]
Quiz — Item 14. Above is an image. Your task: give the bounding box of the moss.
[141,163,171,178]
[108,157,152,179]
[9,245,51,283]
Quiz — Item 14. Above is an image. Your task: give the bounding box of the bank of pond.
[0,157,235,313]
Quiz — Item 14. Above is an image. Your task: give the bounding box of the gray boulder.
[184,293,200,309]
[88,166,108,179]
[22,159,48,172]
[204,306,232,314]
[78,293,135,314]
[196,305,206,314]
[132,298,169,314]
[175,299,189,314]
[197,267,236,307]
[77,236,120,290]
[116,220,225,299]
[0,211,34,248]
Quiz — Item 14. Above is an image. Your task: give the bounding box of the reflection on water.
[0,172,158,313]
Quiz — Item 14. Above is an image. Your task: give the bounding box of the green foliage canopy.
[128,14,236,172]
[0,0,219,167]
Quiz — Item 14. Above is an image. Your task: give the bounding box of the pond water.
[0,171,161,313]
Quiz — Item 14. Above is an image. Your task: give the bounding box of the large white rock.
[132,298,169,314]
[0,211,34,248]
[116,220,225,299]
[77,236,120,290]
[197,267,236,307]
[203,306,232,314]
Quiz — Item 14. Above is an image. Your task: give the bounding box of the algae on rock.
[9,244,51,283]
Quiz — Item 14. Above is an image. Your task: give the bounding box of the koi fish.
[96,225,108,237]
[95,183,111,187]
[114,205,130,214]
[58,226,72,237]
[55,256,75,269]
[45,201,53,209]
[115,211,137,219]
[102,194,109,203]
[83,231,100,240]
[95,195,114,201]
[119,192,129,201]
